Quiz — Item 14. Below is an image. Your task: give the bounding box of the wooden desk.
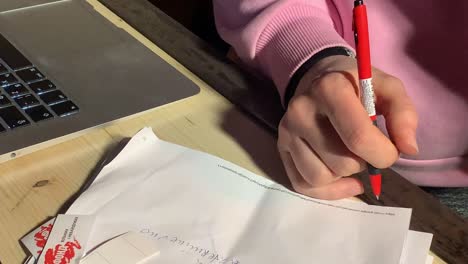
[0,1,286,262]
[0,1,456,263]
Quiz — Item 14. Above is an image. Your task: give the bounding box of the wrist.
[284,47,353,107]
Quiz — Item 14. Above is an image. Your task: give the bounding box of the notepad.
[66,127,432,264]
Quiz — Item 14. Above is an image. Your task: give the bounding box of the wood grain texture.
[0,1,281,262]
[97,0,467,263]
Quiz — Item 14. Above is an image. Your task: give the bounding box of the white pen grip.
[360,78,376,116]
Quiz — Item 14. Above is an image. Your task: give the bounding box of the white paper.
[400,231,433,264]
[66,127,429,264]
[80,232,159,264]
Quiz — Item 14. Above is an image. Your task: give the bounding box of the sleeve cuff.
[254,3,354,105]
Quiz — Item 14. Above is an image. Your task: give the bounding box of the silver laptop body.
[0,0,199,160]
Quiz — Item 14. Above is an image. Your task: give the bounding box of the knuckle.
[345,128,370,153]
[333,158,363,176]
[376,150,399,168]
[321,72,346,86]
[278,117,289,134]
[401,107,418,124]
[314,73,345,96]
[276,126,290,152]
[313,78,331,98]
[276,138,285,152]
[290,181,306,194]
[288,174,309,193]
[279,114,294,134]
[307,167,333,187]
[285,96,315,131]
[287,96,308,119]
[314,73,356,108]
[397,100,419,128]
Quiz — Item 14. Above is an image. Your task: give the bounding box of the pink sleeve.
[213,0,354,103]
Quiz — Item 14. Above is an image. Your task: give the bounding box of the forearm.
[213,0,353,103]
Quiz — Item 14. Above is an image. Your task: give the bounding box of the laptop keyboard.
[0,34,79,133]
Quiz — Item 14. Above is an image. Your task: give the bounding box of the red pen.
[353,0,381,200]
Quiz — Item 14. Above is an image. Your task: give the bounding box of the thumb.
[374,76,419,155]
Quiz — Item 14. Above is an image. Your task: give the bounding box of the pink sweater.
[213,0,468,187]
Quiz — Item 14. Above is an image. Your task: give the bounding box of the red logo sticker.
[34,223,53,254]
[44,238,81,264]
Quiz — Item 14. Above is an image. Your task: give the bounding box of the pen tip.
[376,195,380,200]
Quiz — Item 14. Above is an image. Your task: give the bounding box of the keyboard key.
[40,90,67,105]
[4,83,28,98]
[0,63,7,74]
[0,34,32,70]
[0,106,30,128]
[0,123,4,133]
[0,73,18,87]
[0,94,10,107]
[15,94,40,109]
[16,67,44,83]
[51,100,79,117]
[29,80,56,94]
[25,105,53,122]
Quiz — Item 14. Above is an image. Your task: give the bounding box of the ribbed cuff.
[255,3,354,105]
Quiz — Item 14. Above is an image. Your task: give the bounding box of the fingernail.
[409,136,419,154]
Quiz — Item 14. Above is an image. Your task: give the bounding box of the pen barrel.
[354,1,381,199]
[353,5,372,79]
[369,173,382,196]
[360,78,376,117]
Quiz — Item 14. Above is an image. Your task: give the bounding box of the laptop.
[0,0,200,161]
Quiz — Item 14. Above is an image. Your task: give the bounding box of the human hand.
[278,55,418,200]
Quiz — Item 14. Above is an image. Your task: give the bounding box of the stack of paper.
[22,128,433,263]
